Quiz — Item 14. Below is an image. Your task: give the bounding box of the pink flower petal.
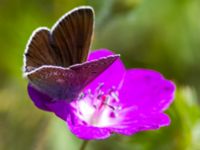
[67,113,111,140]
[28,84,52,111]
[119,69,175,112]
[111,112,170,136]
[28,84,69,120]
[85,49,126,93]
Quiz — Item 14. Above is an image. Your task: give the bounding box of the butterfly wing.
[24,28,56,72]
[71,55,120,88]
[27,55,119,102]
[24,6,117,102]
[51,7,94,66]
[27,66,78,101]
[24,6,94,73]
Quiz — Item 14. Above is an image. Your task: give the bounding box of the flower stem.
[80,140,89,150]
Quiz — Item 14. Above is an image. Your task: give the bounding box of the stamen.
[96,82,104,93]
[75,83,122,127]
[77,92,85,101]
[86,89,92,98]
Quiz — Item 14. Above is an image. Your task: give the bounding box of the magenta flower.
[28,49,175,140]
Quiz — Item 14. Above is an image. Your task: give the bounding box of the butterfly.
[23,6,119,102]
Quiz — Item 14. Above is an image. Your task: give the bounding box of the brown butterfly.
[23,6,119,102]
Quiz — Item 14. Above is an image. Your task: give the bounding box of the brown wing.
[24,6,94,73]
[27,66,79,101]
[26,55,119,101]
[71,55,120,88]
[24,28,56,72]
[51,6,94,65]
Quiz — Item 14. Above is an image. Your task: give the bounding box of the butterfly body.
[23,6,119,102]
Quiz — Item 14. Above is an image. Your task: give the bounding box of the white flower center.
[71,83,123,127]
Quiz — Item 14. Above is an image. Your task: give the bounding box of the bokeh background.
[0,0,200,150]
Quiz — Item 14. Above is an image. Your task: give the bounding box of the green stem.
[80,140,89,150]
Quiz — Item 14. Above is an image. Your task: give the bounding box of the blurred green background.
[0,0,200,150]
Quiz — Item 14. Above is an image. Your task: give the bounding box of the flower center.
[71,83,122,127]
